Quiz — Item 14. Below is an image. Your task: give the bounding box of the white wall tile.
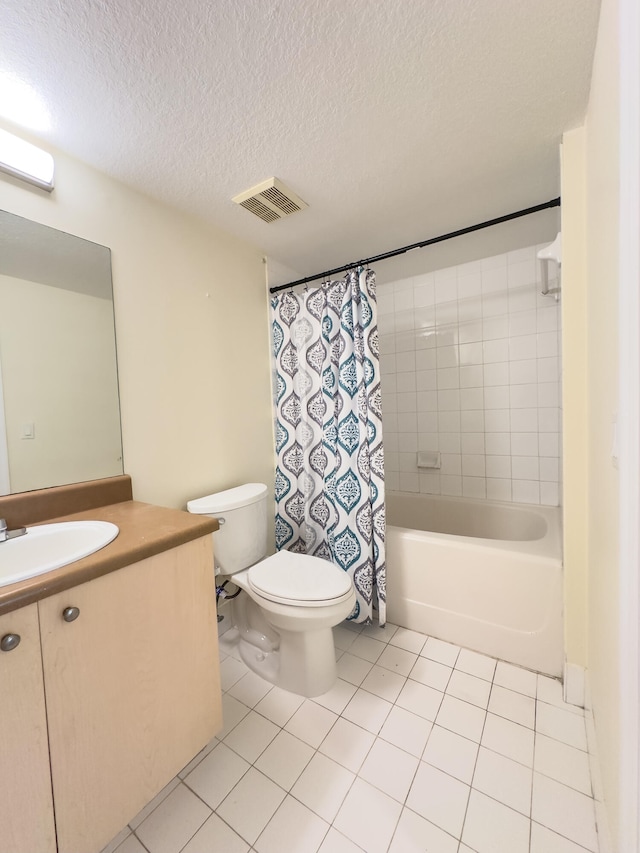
[461,410,485,432]
[379,244,561,506]
[484,362,509,386]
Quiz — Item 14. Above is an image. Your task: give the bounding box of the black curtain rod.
[269,196,561,294]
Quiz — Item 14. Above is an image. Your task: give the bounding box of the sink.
[0,521,119,588]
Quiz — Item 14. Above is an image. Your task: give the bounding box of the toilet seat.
[247,550,353,607]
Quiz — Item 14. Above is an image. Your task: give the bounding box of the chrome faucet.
[0,518,27,543]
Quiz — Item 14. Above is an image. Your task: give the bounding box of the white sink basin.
[0,521,119,588]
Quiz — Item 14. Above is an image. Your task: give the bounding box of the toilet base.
[229,593,344,697]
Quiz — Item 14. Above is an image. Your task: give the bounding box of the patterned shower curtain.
[271,269,386,625]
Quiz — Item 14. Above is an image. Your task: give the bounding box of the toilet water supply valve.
[216,580,241,603]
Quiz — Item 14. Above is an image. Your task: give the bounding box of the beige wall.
[560,129,588,667]
[563,0,622,844]
[0,273,122,492]
[584,0,621,843]
[0,123,275,513]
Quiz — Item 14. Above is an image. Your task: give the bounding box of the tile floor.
[101,621,600,853]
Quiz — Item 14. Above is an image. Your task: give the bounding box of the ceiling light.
[0,129,54,191]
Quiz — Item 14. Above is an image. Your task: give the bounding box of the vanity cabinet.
[0,604,56,853]
[0,535,221,853]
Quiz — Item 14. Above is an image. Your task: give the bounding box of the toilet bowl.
[187,483,356,697]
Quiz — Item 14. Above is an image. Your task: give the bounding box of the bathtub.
[385,491,563,676]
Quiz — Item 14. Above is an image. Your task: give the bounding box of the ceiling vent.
[232,177,308,223]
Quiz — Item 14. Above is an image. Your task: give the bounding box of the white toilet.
[187,483,356,697]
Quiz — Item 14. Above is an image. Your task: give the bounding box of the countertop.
[0,501,218,616]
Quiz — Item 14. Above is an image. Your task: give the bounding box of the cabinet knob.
[0,633,21,651]
[62,606,80,623]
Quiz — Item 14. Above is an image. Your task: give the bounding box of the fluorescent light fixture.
[0,129,54,191]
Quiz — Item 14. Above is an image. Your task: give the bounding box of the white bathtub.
[385,491,563,676]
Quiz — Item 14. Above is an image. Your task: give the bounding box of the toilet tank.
[187,483,268,574]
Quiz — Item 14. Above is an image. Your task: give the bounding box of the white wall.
[378,244,562,505]
[0,122,275,515]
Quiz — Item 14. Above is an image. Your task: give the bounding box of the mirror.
[0,210,123,495]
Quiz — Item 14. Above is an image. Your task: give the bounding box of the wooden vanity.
[0,476,222,853]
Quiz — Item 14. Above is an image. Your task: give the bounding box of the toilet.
[187,483,356,697]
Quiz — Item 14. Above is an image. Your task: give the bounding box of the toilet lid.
[248,550,353,605]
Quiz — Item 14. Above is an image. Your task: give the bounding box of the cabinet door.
[39,536,221,853]
[0,603,56,853]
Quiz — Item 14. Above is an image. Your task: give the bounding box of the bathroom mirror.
[0,210,123,494]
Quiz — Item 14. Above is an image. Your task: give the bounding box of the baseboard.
[584,673,614,853]
[563,661,586,707]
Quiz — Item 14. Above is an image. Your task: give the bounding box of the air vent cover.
[232,177,308,223]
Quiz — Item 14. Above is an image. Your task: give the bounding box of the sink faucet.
[0,519,27,543]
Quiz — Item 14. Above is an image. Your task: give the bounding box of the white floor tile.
[219,656,249,691]
[216,693,251,740]
[359,622,399,643]
[254,730,315,790]
[317,827,363,853]
[422,724,478,784]
[285,700,339,748]
[223,710,280,763]
[389,627,427,654]
[421,636,461,666]
[254,685,305,727]
[336,652,375,686]
[360,664,406,702]
[409,656,453,691]
[388,807,458,853]
[455,648,497,682]
[395,678,444,721]
[101,826,132,853]
[536,702,588,751]
[342,688,393,734]
[494,661,537,697]
[313,678,358,714]
[537,675,583,714]
[181,812,250,853]
[334,778,403,853]
[488,684,535,728]
[333,626,358,652]
[255,795,329,853]
[406,761,470,837]
[376,644,419,676]
[135,784,211,853]
[481,712,534,767]
[435,694,486,742]
[228,671,273,708]
[379,705,432,758]
[472,746,533,816]
[534,732,592,794]
[128,778,180,829]
[291,753,355,823]
[319,717,375,773]
[183,742,250,809]
[531,772,598,852]
[178,737,219,779]
[348,634,386,663]
[446,670,491,708]
[530,821,595,853]
[462,789,530,853]
[217,768,286,846]
[358,738,419,802]
[113,836,147,853]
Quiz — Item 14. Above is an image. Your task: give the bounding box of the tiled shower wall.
[378,244,562,506]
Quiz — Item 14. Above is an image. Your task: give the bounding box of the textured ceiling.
[1,0,600,284]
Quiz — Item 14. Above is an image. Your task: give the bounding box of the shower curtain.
[271,269,386,625]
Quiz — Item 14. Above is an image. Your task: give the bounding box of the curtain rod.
[269,196,561,294]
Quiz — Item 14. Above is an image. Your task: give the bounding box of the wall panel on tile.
[378,245,562,506]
